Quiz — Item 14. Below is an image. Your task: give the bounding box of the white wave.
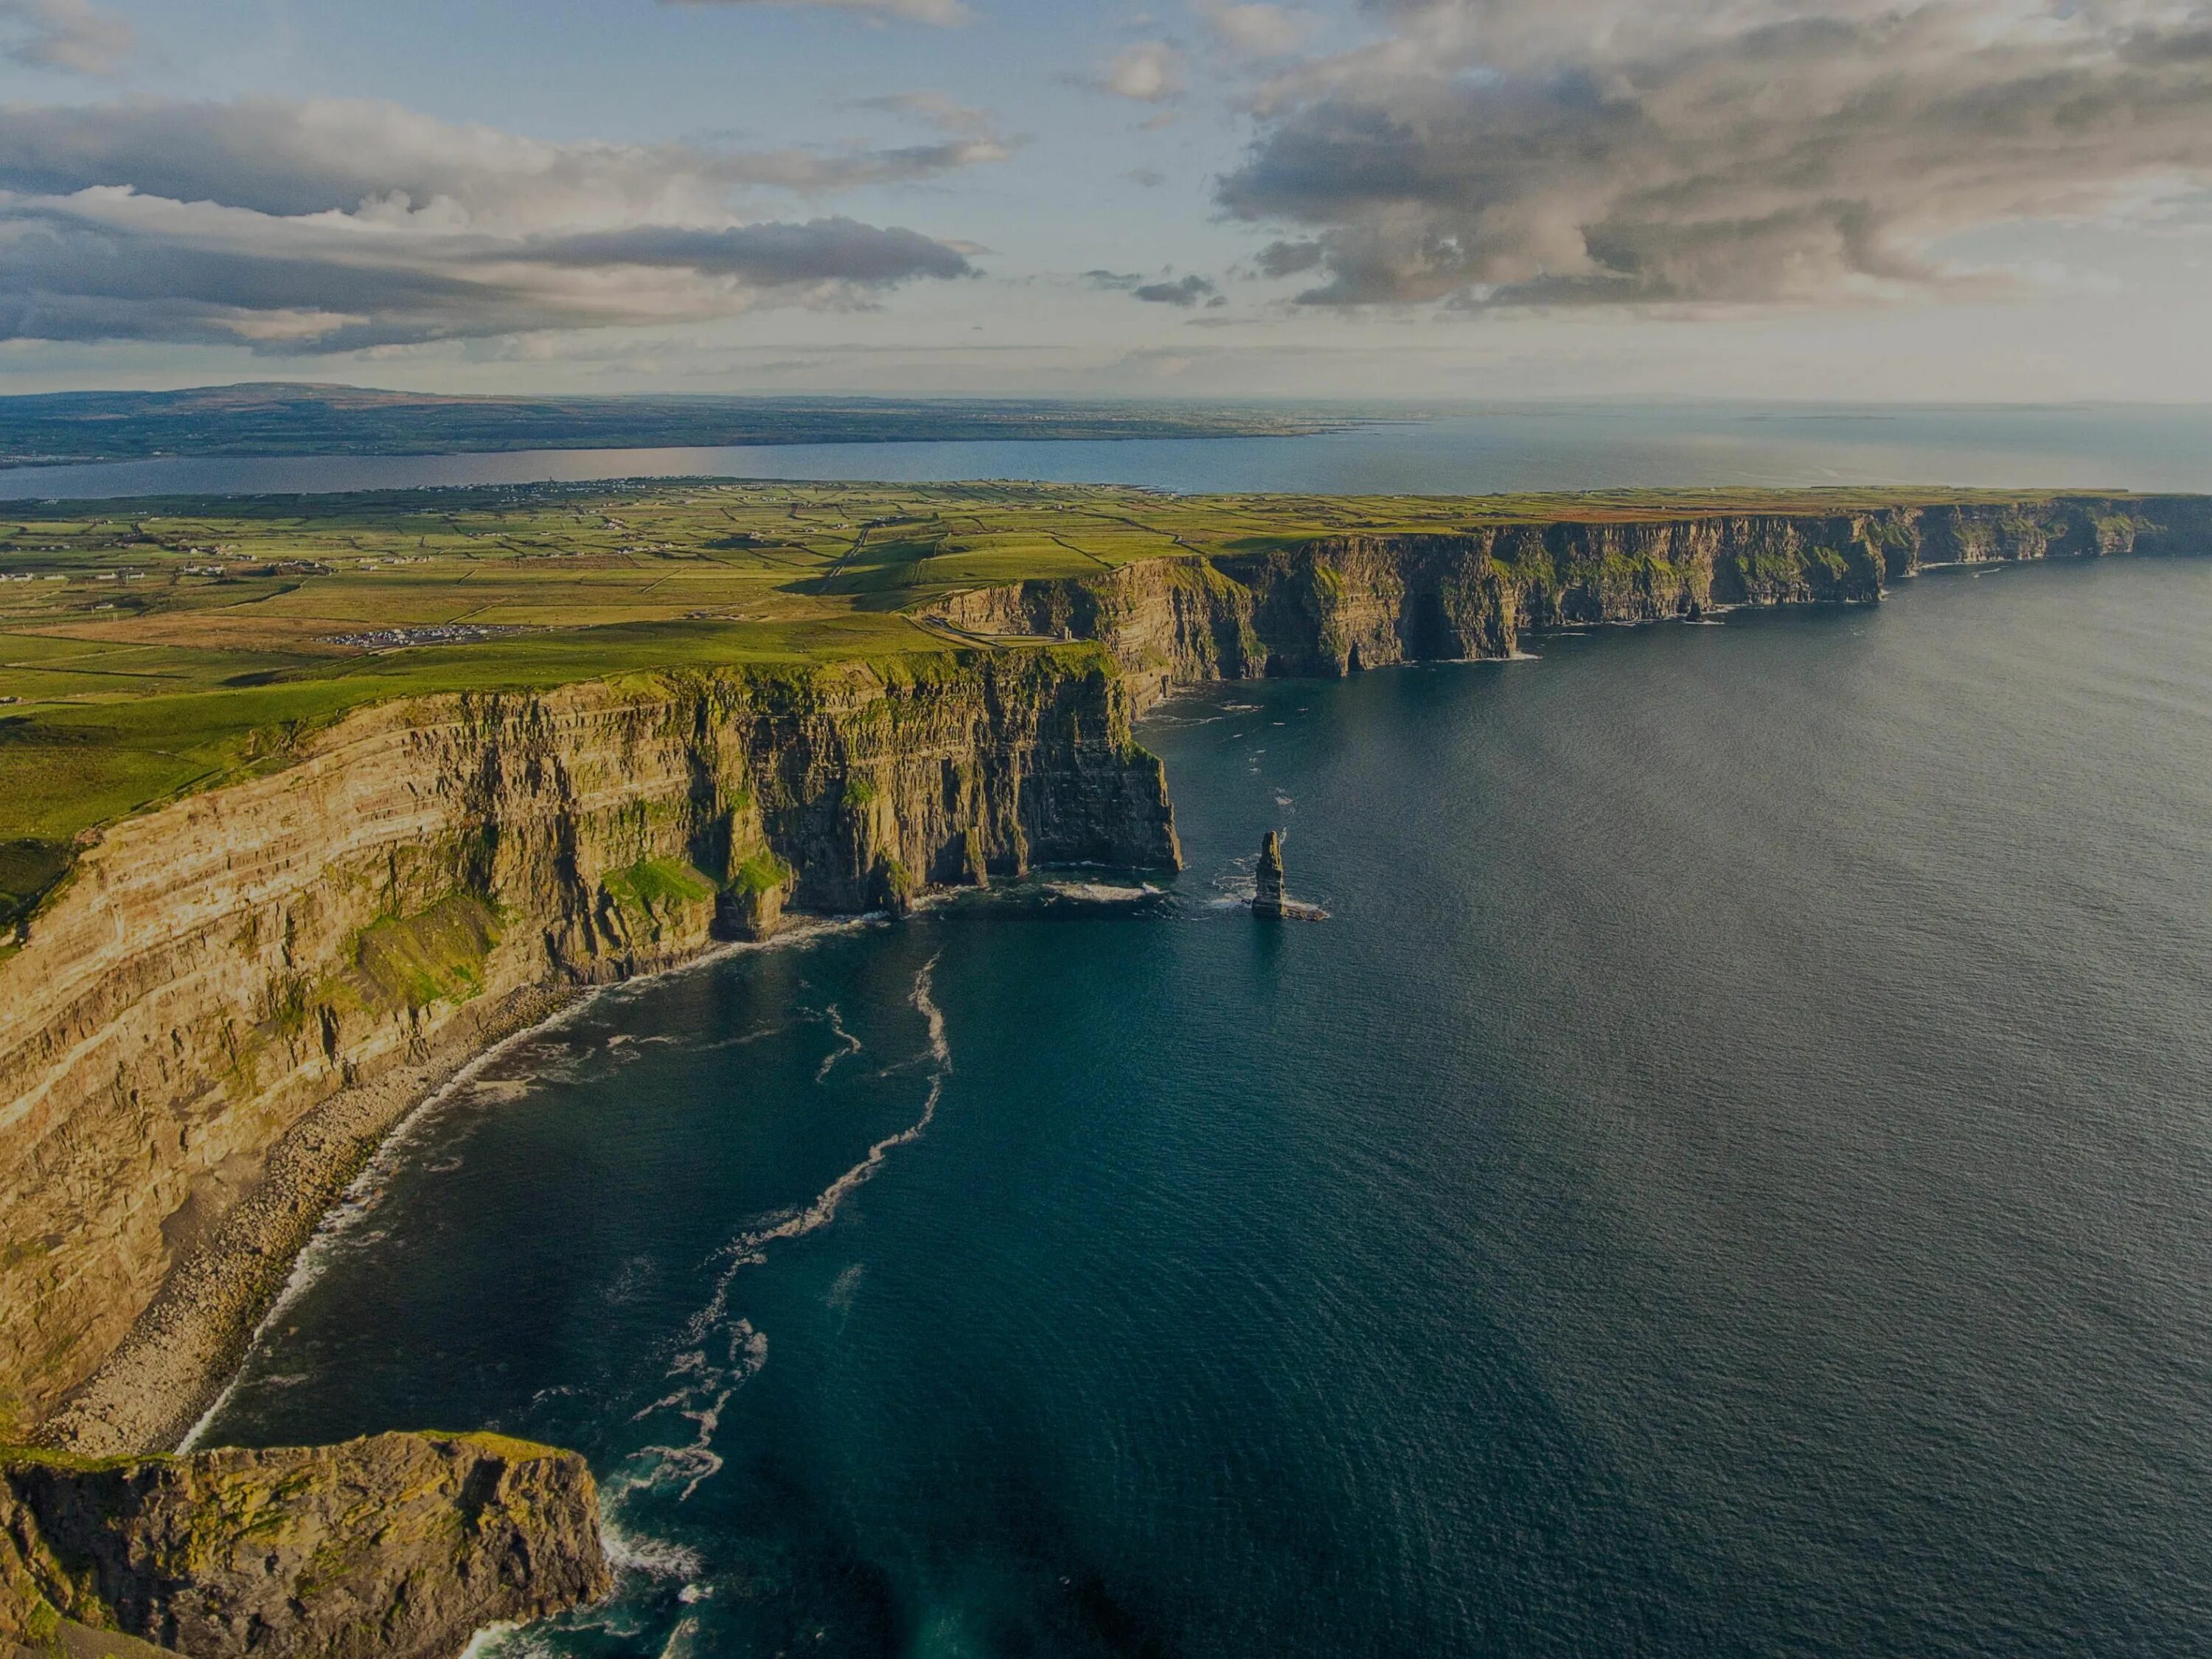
[814,1004,863,1083]
[457,1621,522,1659]
[1043,881,1161,903]
[600,1516,706,1581]
[179,914,871,1453]
[689,1020,796,1054]
[619,956,952,1506]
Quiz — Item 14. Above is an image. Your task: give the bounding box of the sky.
[1,0,2211,401]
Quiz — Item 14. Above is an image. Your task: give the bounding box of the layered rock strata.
[0,650,1177,1444]
[1253,832,1285,919]
[0,1433,606,1659]
[927,496,2212,704]
[10,493,2211,1456]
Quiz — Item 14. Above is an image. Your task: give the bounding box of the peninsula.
[1,481,2205,1654]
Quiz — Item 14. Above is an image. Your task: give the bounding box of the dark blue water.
[10,403,2212,500]
[201,556,2212,1658]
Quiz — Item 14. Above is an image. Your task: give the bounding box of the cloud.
[660,0,970,24]
[0,98,1009,217]
[0,0,131,74]
[1091,41,1184,102]
[1220,0,2212,308]
[1132,274,1223,306]
[848,89,995,135]
[1197,2,1313,58]
[0,99,981,349]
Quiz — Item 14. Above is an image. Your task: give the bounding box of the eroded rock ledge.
[1,1432,606,1659]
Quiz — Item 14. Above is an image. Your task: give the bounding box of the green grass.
[602,857,717,912]
[734,850,793,896]
[341,894,501,1013]
[0,478,2174,874]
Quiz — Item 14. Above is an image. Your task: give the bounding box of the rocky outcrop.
[0,647,1178,1443]
[927,495,2212,703]
[1253,832,1285,920]
[0,1433,605,1659]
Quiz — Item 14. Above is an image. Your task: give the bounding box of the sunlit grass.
[0,476,2161,917]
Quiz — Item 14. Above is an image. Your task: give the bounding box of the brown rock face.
[0,649,1179,1441]
[925,496,2212,698]
[0,1433,607,1659]
[1253,832,1285,919]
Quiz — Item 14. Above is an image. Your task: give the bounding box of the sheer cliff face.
[0,650,1178,1430]
[929,498,2212,703]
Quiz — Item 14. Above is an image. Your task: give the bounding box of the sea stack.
[1253,831,1286,918]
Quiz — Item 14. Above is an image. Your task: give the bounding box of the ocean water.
[201,555,2212,1658]
[9,403,2212,500]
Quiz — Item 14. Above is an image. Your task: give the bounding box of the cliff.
[0,1431,606,1659]
[0,647,1177,1447]
[926,496,2212,704]
[10,492,2209,1456]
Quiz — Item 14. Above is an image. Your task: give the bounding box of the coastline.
[18,495,2205,1459]
[43,914,886,1461]
[35,978,588,1456]
[169,915,878,1458]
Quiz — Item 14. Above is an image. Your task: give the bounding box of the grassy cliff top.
[0,478,2168,919]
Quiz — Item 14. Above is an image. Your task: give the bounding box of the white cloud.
[848,89,996,135]
[1196,2,1312,58]
[0,100,983,349]
[1094,41,1185,102]
[0,0,132,74]
[1222,0,2212,308]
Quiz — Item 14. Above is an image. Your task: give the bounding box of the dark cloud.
[1220,0,2212,307]
[1132,274,1224,307]
[0,99,1007,219]
[0,100,982,349]
[528,220,974,284]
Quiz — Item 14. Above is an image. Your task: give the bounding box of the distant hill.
[0,383,1351,465]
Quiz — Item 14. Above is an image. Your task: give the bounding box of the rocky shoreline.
[1,653,1178,1441]
[35,981,588,1458]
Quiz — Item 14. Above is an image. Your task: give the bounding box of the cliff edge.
[1,647,1177,1448]
[925,496,2212,704]
[0,1431,606,1659]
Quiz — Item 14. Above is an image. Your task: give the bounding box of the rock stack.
[1253,832,1285,919]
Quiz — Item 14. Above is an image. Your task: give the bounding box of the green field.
[0,479,2093,925]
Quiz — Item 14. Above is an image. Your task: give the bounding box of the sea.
[188,428,2212,1659]
[10,401,2212,500]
